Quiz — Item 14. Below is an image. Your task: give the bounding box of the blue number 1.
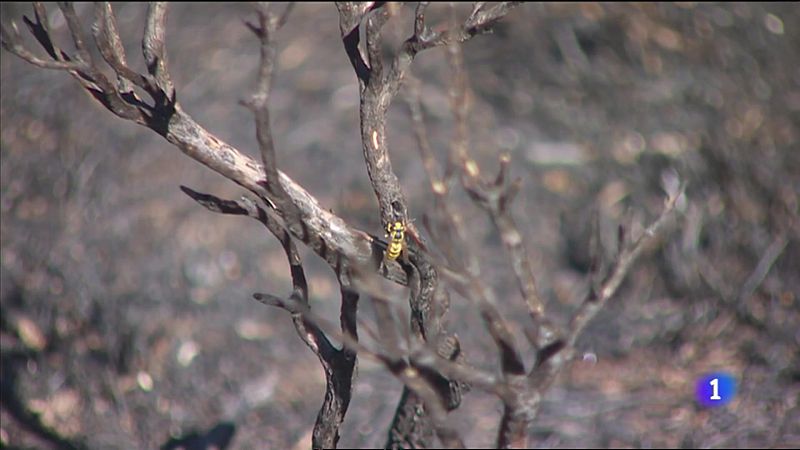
[709,378,721,400]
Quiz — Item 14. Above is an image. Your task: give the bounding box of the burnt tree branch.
[0,2,408,286]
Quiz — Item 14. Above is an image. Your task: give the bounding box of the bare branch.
[406,76,462,264]
[365,6,391,81]
[385,2,522,103]
[462,154,560,350]
[92,2,151,94]
[335,2,374,82]
[699,233,789,338]
[408,40,525,378]
[180,184,360,449]
[4,3,414,287]
[1,23,82,70]
[143,2,173,95]
[445,14,471,180]
[240,6,362,447]
[254,286,466,448]
[738,234,787,304]
[568,185,686,345]
[275,2,295,29]
[242,2,306,240]
[57,2,91,63]
[496,184,687,449]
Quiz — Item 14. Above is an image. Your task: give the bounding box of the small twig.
[92,2,151,94]
[143,2,173,95]
[365,6,390,83]
[500,184,686,449]
[1,21,81,69]
[461,153,561,352]
[57,2,92,63]
[738,234,787,304]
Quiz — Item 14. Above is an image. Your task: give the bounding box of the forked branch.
[0,2,408,285]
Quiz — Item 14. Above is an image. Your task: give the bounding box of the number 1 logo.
[695,372,737,408]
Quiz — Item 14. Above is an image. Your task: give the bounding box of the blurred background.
[1,3,798,448]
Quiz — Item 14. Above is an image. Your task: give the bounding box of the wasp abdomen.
[385,221,405,261]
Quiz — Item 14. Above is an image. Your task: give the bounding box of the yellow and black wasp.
[385,221,406,261]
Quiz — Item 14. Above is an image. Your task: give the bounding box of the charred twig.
[180,186,357,449]
[462,154,560,350]
[242,3,306,240]
[241,4,361,448]
[499,186,686,449]
[699,233,789,338]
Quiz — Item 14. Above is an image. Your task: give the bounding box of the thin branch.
[568,185,686,345]
[143,2,173,95]
[92,2,152,94]
[334,2,374,82]
[275,2,295,29]
[737,234,787,304]
[364,6,390,83]
[385,2,523,103]
[242,2,305,239]
[408,36,525,378]
[241,5,361,447]
[698,233,789,338]
[445,11,471,181]
[57,2,92,63]
[1,21,82,69]
[4,3,413,286]
[180,185,358,449]
[494,184,687,449]
[462,154,560,351]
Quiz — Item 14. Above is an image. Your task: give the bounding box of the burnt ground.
[1,3,799,449]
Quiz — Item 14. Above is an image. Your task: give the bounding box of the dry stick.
[142,2,173,95]
[339,2,523,228]
[243,3,304,234]
[360,7,410,228]
[422,9,527,379]
[2,2,510,446]
[242,5,360,448]
[737,234,787,305]
[6,4,364,448]
[461,155,561,351]
[1,21,82,69]
[699,233,789,338]
[61,2,144,121]
[179,189,332,360]
[494,187,686,449]
[406,76,465,270]
[1,2,75,69]
[411,44,538,450]
[57,2,91,62]
[420,6,526,444]
[407,73,526,377]
[92,2,151,94]
[385,2,522,110]
[180,187,357,449]
[4,2,409,287]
